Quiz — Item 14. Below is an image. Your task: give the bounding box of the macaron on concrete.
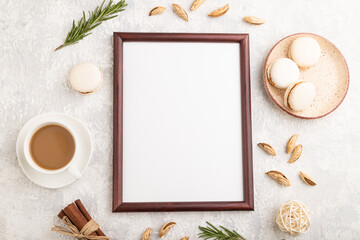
[69,62,103,94]
[289,37,321,68]
[267,58,300,89]
[284,81,316,111]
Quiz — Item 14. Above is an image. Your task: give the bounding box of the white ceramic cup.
[23,121,82,179]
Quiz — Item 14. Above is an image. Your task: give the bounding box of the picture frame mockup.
[113,32,253,212]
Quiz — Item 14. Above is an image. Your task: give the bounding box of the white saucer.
[16,113,92,189]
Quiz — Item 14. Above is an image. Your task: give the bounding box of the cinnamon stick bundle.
[58,199,106,237]
[75,199,105,236]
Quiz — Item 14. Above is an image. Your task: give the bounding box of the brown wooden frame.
[113,33,253,212]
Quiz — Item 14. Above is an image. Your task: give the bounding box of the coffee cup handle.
[68,165,82,179]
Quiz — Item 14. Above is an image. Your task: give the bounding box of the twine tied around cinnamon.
[52,216,111,240]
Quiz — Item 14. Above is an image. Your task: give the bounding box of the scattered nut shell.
[142,228,152,240]
[180,237,189,240]
[299,171,316,186]
[208,4,229,17]
[243,16,265,25]
[149,7,166,16]
[287,134,299,153]
[266,171,290,186]
[172,4,189,22]
[191,0,205,11]
[288,144,302,163]
[258,143,276,156]
[160,222,176,238]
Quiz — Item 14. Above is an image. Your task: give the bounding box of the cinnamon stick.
[58,210,66,219]
[75,199,105,236]
[62,203,97,236]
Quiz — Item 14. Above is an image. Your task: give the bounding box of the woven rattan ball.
[276,200,310,236]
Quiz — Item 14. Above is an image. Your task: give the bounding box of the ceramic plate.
[16,113,92,188]
[263,33,349,119]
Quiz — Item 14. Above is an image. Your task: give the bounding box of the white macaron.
[284,81,316,111]
[69,62,103,94]
[267,58,300,89]
[289,37,321,68]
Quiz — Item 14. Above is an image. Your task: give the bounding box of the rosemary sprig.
[198,222,247,240]
[55,0,127,51]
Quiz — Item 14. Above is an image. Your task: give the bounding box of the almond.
[160,222,176,238]
[299,171,316,186]
[258,143,276,156]
[180,237,189,240]
[173,4,189,22]
[266,170,290,186]
[191,0,205,11]
[288,144,302,163]
[142,228,152,240]
[287,134,299,153]
[243,16,265,25]
[149,7,166,16]
[208,4,229,17]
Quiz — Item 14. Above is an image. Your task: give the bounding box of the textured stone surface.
[0,0,359,239]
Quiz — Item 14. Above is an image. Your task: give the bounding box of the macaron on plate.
[263,33,349,119]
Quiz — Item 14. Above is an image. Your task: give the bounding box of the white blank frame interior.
[113,33,253,212]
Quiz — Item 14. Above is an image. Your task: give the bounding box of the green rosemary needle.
[55,0,127,51]
[198,222,247,240]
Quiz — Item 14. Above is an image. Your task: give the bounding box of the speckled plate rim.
[263,33,350,119]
